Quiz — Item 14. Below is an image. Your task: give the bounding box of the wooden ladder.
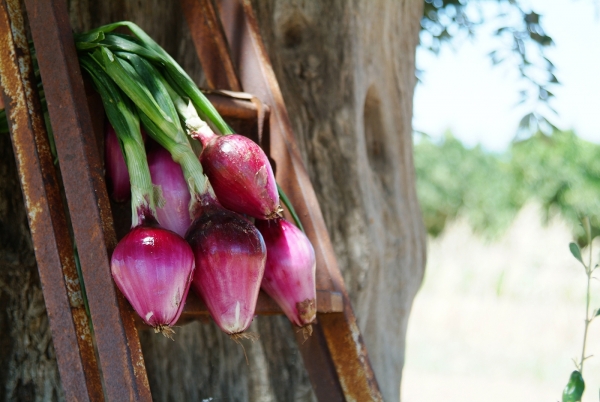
[0,0,382,400]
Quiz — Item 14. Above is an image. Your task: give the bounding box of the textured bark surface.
[0,0,425,401]
[251,2,426,400]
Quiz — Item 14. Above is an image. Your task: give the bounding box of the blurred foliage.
[511,131,600,244]
[420,0,558,135]
[414,132,518,237]
[415,131,600,246]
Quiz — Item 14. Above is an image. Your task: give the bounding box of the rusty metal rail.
[22,0,152,400]
[143,289,343,329]
[0,0,103,400]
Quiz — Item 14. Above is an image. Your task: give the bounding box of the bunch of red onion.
[79,25,317,339]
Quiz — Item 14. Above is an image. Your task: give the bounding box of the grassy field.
[402,204,600,401]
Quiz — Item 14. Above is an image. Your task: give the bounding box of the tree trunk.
[0,1,425,401]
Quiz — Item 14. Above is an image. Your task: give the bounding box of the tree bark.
[251,3,426,400]
[0,0,425,401]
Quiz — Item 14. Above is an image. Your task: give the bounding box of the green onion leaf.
[80,53,156,225]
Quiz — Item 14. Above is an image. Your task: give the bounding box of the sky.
[412,0,600,152]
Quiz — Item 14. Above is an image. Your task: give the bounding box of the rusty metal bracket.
[22,0,152,400]
[147,289,343,328]
[0,0,103,400]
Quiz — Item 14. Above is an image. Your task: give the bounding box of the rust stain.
[321,312,383,402]
[6,0,26,49]
[72,308,92,341]
[181,0,242,91]
[0,5,32,223]
[58,254,84,308]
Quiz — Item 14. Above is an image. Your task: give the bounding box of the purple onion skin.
[148,144,192,237]
[186,203,266,335]
[111,217,195,333]
[199,134,280,220]
[255,218,316,328]
[105,123,130,202]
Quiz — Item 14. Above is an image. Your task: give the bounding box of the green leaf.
[562,370,585,402]
[79,55,140,147]
[518,113,533,130]
[116,52,184,138]
[100,34,162,62]
[75,42,102,50]
[569,242,583,264]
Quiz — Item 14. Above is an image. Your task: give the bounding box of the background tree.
[0,0,557,401]
[415,130,600,246]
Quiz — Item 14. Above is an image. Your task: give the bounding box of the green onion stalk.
[104,37,270,216]
[0,22,304,229]
[80,54,158,225]
[74,22,233,135]
[81,53,196,337]
[84,45,219,216]
[74,22,302,228]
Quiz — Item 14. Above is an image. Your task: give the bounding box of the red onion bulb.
[148,144,192,237]
[111,217,195,337]
[105,123,130,202]
[198,133,281,220]
[255,218,316,334]
[186,201,266,335]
